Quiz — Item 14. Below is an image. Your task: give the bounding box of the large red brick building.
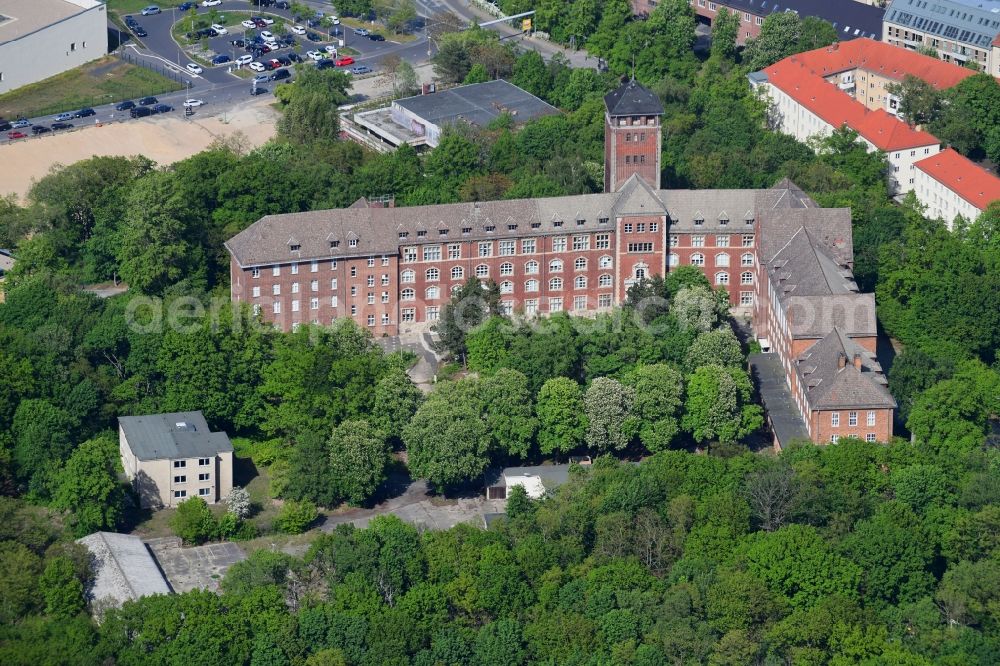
[225,79,895,446]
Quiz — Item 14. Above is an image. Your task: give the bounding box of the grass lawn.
[0,56,184,119]
[106,0,186,17]
[339,17,419,44]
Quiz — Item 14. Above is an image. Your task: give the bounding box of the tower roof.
[604,79,663,117]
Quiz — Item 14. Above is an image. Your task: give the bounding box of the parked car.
[235,54,253,65]
[291,25,306,35]
[270,68,291,81]
[183,99,205,107]
[260,30,274,40]
[74,108,96,118]
[124,15,138,26]
[11,119,31,129]
[201,0,221,6]
[211,54,231,65]
[251,17,267,28]
[178,2,195,11]
[326,16,341,25]
[138,96,158,106]
[353,28,369,36]
[316,59,334,70]
[250,86,268,96]
[276,55,292,66]
[140,6,160,16]
[306,18,321,28]
[334,56,355,66]
[275,1,291,8]
[152,104,173,114]
[306,50,324,61]
[253,73,270,84]
[116,100,136,111]
[306,31,322,42]
[241,19,256,29]
[133,26,148,37]
[267,59,282,70]
[368,33,385,42]
[324,44,337,54]
[350,65,372,75]
[55,112,74,122]
[280,34,296,46]
[211,24,228,35]
[260,16,275,25]
[0,121,11,132]
[231,38,247,47]
[7,131,27,140]
[287,52,302,63]
[186,63,203,74]
[248,61,266,72]
[51,122,74,130]
[31,125,52,135]
[130,106,153,118]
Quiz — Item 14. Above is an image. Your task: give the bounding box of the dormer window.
[290,243,301,252]
[576,219,585,226]
[745,218,755,226]
[484,225,495,232]
[462,227,472,234]
[417,230,427,237]
[349,239,358,248]
[507,224,517,231]
[398,231,409,239]
[439,228,449,236]
[531,222,541,229]
[553,220,563,227]
[694,218,704,227]
[330,240,340,248]
[598,217,609,225]
[719,218,729,226]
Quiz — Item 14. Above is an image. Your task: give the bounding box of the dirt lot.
[0,99,279,200]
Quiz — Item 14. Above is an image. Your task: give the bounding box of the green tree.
[625,364,684,453]
[371,368,424,444]
[0,542,42,623]
[329,420,389,506]
[684,327,743,372]
[886,75,943,127]
[683,365,763,445]
[39,556,85,618]
[907,361,1000,454]
[285,429,337,507]
[170,497,217,544]
[743,11,802,71]
[710,8,739,62]
[511,51,552,99]
[403,380,492,491]
[435,277,501,362]
[466,316,514,374]
[276,499,319,534]
[277,68,351,144]
[536,377,587,457]
[463,62,490,84]
[479,369,538,459]
[52,434,125,536]
[583,377,637,453]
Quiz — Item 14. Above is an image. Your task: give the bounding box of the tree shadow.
[366,461,415,507]
[233,455,260,488]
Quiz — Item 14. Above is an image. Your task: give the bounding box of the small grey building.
[76,532,171,614]
[354,79,560,149]
[118,411,234,509]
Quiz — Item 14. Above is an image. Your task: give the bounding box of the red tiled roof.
[764,58,939,151]
[993,34,1000,48]
[914,148,1000,210]
[788,38,976,90]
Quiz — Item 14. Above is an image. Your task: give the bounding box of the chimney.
[838,353,847,369]
[853,353,862,370]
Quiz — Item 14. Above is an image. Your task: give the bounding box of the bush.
[226,486,251,518]
[275,500,318,534]
[169,497,217,544]
[216,512,258,541]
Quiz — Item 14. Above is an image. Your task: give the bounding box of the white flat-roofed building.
[0,0,107,94]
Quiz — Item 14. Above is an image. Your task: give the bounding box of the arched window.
[549,259,563,273]
[598,255,613,269]
[500,262,513,276]
[425,267,439,281]
[574,275,587,289]
[574,257,587,271]
[401,288,415,301]
[525,279,539,292]
[500,281,514,294]
[475,264,489,277]
[401,270,415,283]
[524,260,539,274]
[549,277,563,290]
[425,286,440,300]
[691,253,705,266]
[741,253,754,267]
[741,271,754,285]
[599,274,613,287]
[715,272,729,285]
[451,266,464,280]
[715,253,730,267]
[634,267,646,279]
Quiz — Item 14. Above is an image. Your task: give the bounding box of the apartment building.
[913,148,1000,225]
[119,411,234,509]
[883,0,1000,72]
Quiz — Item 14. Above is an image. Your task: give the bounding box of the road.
[2,0,596,143]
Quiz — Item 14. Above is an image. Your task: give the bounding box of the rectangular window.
[366,258,375,268]
[311,261,318,273]
[521,239,536,254]
[742,234,754,247]
[251,268,260,279]
[174,475,186,483]
[401,308,415,322]
[331,295,338,307]
[598,294,612,308]
[717,235,730,247]
[552,237,567,252]
[499,240,515,256]
[830,434,840,443]
[252,286,260,298]
[866,433,877,442]
[291,300,300,312]
[310,280,318,292]
[198,488,211,496]
[739,291,753,306]
[199,458,210,466]
[381,292,389,303]
[572,235,590,251]
[272,266,280,277]
[448,244,461,259]
[627,243,654,253]
[198,473,210,481]
[549,297,563,313]
[692,235,705,247]
[367,276,375,287]
[867,411,876,427]
[573,296,587,311]
[426,306,440,321]
[849,411,858,426]
[367,314,375,326]
[650,222,659,232]
[524,299,538,315]
[595,234,610,250]
[367,294,374,305]
[291,263,299,275]
[173,460,186,468]
[423,245,442,261]
[291,282,299,294]
[831,412,840,427]
[174,490,187,498]
[310,298,319,310]
[478,242,493,257]
[623,223,633,233]
[403,247,417,263]
[273,302,281,314]
[330,260,337,270]
[350,267,357,277]
[636,223,646,233]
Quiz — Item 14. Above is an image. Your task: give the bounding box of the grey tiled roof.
[757,208,853,266]
[716,0,885,40]
[118,411,233,461]
[224,177,819,268]
[785,293,877,338]
[750,352,811,445]
[885,0,1000,49]
[604,79,664,117]
[795,328,896,410]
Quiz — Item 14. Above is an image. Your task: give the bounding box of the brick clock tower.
[603,79,664,193]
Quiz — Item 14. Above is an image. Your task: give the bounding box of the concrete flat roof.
[77,532,171,608]
[394,80,560,129]
[750,352,811,447]
[0,0,100,44]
